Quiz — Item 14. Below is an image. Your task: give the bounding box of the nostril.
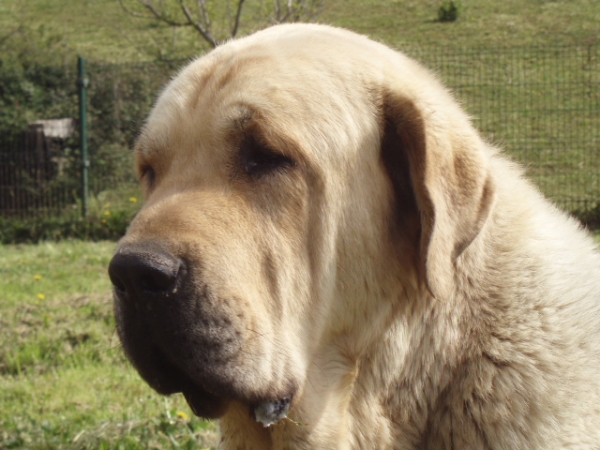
[138,263,180,293]
[108,245,183,298]
[111,274,127,294]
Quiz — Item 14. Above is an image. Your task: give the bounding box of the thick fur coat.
[109,24,600,449]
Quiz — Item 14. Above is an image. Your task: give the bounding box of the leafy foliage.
[0,26,76,139]
[437,1,460,22]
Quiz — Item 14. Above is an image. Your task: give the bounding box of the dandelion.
[104,210,111,216]
[37,293,46,300]
[34,274,42,280]
[129,197,138,203]
[176,411,189,421]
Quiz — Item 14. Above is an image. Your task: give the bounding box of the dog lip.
[182,385,229,419]
[142,345,230,419]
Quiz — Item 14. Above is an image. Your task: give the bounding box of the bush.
[575,203,600,231]
[0,25,76,140]
[0,210,134,243]
[0,185,141,243]
[438,1,460,22]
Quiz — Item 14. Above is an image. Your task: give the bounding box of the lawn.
[0,0,599,62]
[1,234,599,448]
[0,241,217,449]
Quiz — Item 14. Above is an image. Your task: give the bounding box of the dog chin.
[125,342,297,422]
[182,386,230,419]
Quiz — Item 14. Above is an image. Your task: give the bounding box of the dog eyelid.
[240,134,295,178]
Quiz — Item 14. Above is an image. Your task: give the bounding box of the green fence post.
[77,56,90,218]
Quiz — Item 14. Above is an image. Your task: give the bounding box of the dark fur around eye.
[240,135,295,177]
[140,165,156,187]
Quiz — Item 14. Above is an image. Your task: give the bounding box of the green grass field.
[1,0,599,62]
[1,235,600,448]
[0,241,217,449]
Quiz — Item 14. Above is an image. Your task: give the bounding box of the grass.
[0,0,599,62]
[1,234,599,448]
[0,241,218,449]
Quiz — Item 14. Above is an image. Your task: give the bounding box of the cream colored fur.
[124,24,600,449]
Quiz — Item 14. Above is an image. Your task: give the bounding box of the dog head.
[109,24,495,424]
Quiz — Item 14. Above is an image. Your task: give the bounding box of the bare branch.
[179,0,218,47]
[118,0,150,19]
[196,0,211,30]
[120,0,190,27]
[231,0,245,38]
[120,0,323,53]
[273,0,321,23]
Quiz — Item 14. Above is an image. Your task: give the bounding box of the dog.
[108,24,600,449]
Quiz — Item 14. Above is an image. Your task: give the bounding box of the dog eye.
[240,136,294,177]
[139,165,156,188]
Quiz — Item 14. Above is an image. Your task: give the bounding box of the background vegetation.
[1,0,599,62]
[1,0,599,448]
[2,235,599,449]
[0,241,217,449]
[1,0,598,241]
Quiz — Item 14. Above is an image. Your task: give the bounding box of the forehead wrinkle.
[244,108,309,167]
[187,51,280,113]
[134,129,166,160]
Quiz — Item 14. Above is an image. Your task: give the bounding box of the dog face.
[109,24,494,425]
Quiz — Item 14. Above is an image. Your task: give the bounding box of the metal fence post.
[77,56,90,218]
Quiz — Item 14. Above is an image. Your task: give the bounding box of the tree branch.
[196,0,211,30]
[120,0,322,52]
[231,0,245,38]
[119,0,190,27]
[179,0,218,47]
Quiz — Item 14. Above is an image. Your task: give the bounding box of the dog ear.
[381,91,495,300]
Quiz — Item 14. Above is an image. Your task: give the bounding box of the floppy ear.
[381,91,496,300]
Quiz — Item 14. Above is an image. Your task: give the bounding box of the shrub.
[438,1,460,22]
[0,210,133,243]
[0,184,141,243]
[576,203,600,231]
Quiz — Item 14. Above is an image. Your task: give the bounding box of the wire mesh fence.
[1,44,598,221]
[411,44,600,214]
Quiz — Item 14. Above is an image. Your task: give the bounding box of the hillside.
[0,0,599,62]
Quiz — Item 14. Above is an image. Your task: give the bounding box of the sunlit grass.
[0,241,218,449]
[0,0,599,62]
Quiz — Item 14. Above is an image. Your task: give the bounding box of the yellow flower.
[34,274,42,280]
[101,219,107,223]
[129,197,138,203]
[176,411,189,421]
[104,210,111,216]
[37,293,46,300]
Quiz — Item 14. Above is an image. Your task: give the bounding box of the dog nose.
[108,244,183,297]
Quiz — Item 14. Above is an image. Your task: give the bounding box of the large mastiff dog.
[108,24,600,448]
